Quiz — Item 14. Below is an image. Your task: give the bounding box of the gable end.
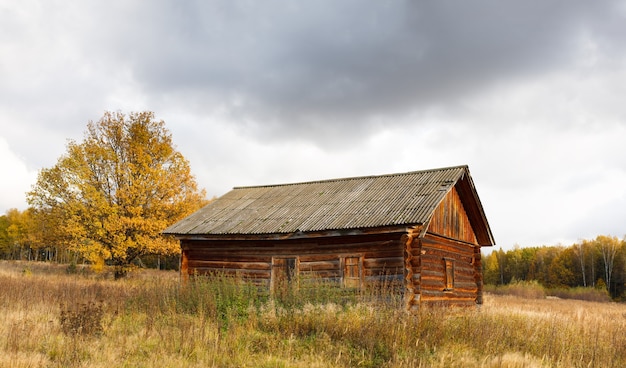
[426,186,478,245]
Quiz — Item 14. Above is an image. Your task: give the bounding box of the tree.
[495,248,507,284]
[0,213,12,258]
[28,111,206,278]
[574,240,588,287]
[547,247,577,288]
[29,206,73,262]
[0,208,39,260]
[482,250,501,285]
[596,235,620,292]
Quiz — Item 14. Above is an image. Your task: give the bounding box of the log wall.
[419,233,480,306]
[181,232,405,289]
[403,228,422,311]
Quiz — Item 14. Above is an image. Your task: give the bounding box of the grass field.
[1,261,625,367]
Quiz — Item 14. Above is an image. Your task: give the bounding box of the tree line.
[483,235,626,299]
[0,207,175,270]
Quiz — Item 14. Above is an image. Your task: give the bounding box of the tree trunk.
[114,266,128,280]
[576,242,586,287]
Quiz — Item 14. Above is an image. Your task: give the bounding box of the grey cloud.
[2,0,624,157]
[5,1,625,136]
[110,1,621,122]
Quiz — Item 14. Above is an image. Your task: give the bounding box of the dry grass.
[485,281,612,303]
[1,260,625,367]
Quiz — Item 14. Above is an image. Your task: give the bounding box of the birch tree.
[596,235,619,291]
[574,240,587,287]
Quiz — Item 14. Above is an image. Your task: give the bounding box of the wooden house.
[163,165,495,309]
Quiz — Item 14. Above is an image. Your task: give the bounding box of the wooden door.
[343,256,362,288]
[271,257,298,295]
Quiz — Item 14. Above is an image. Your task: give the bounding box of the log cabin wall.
[418,184,482,306]
[419,234,479,306]
[473,245,483,304]
[403,228,422,311]
[181,231,406,289]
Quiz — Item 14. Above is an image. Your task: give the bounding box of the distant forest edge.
[483,235,625,300]
[0,208,181,271]
[2,208,625,300]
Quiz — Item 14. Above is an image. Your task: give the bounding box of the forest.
[0,207,181,270]
[483,235,626,299]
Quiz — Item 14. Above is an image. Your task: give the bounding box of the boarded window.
[444,258,454,291]
[272,257,298,295]
[342,256,362,288]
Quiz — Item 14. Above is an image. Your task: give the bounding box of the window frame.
[443,257,455,291]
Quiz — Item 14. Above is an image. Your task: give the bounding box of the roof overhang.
[167,224,421,242]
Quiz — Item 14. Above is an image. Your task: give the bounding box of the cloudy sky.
[1,0,625,250]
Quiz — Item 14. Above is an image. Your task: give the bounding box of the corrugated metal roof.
[164,165,475,236]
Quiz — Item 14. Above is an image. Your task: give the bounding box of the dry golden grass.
[1,260,625,367]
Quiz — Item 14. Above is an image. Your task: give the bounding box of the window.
[342,256,362,288]
[444,258,454,291]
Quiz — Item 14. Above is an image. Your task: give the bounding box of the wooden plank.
[192,268,272,278]
[181,250,189,279]
[426,186,478,245]
[187,252,272,263]
[363,248,404,259]
[363,257,404,269]
[188,260,270,270]
[421,269,444,278]
[300,270,342,278]
[299,254,341,262]
[421,249,472,261]
[299,260,340,271]
[423,234,477,253]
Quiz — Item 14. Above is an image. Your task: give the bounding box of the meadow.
[1,261,625,368]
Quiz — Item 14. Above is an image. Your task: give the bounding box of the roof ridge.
[233,164,468,190]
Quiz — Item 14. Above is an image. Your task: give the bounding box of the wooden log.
[299,260,340,271]
[188,260,270,270]
[363,257,404,269]
[191,268,271,278]
[300,269,342,278]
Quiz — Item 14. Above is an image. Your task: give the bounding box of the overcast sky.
[1,0,625,250]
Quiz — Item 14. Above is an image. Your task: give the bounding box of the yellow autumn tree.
[28,111,206,278]
[1,208,39,260]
